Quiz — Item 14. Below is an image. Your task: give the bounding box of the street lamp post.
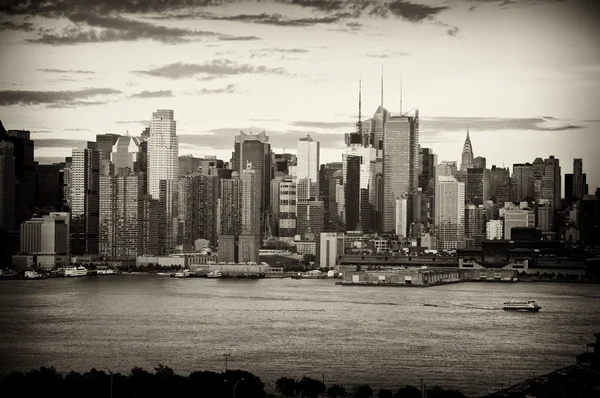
[223,354,231,372]
[233,378,244,398]
[105,368,113,398]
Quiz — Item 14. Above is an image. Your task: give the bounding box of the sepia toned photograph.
[1,0,599,397]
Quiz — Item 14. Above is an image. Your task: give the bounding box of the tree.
[327,384,347,398]
[377,388,394,398]
[297,376,326,398]
[276,377,297,397]
[395,385,421,398]
[426,386,466,398]
[354,384,373,398]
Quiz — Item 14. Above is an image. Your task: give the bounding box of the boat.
[24,270,45,279]
[156,272,171,276]
[97,269,116,275]
[503,300,541,312]
[171,270,190,278]
[64,266,88,277]
[207,270,222,278]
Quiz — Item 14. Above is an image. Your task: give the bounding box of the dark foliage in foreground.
[275,376,465,398]
[0,365,264,398]
[0,366,470,398]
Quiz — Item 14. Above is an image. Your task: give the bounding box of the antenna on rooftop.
[399,72,403,115]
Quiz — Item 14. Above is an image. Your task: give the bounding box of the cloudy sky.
[0,0,599,192]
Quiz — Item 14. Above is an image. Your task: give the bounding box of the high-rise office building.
[382,111,419,233]
[297,135,320,202]
[343,145,377,232]
[70,147,100,255]
[240,162,260,262]
[232,131,272,234]
[465,204,486,248]
[344,155,361,231]
[297,201,324,238]
[542,156,561,209]
[177,174,219,247]
[220,174,242,236]
[433,161,457,221]
[490,166,511,205]
[565,158,588,202]
[19,213,69,258]
[319,162,342,232]
[418,147,437,193]
[5,129,35,227]
[0,138,16,231]
[536,202,553,233]
[435,175,465,251]
[35,163,65,211]
[271,177,297,238]
[460,128,474,171]
[99,169,145,259]
[148,110,178,253]
[466,168,490,206]
[96,133,120,175]
[140,195,159,256]
[512,163,534,202]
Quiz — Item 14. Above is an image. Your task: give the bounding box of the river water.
[0,276,599,396]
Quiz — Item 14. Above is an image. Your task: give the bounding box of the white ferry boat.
[207,270,222,278]
[171,270,190,278]
[97,269,116,275]
[24,270,45,279]
[64,266,88,277]
[503,300,541,312]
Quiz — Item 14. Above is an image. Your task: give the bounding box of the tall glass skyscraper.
[297,134,320,202]
[382,111,419,233]
[70,147,100,255]
[148,109,178,253]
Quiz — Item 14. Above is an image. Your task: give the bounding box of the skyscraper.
[5,129,35,227]
[35,163,65,211]
[96,133,120,175]
[148,109,178,252]
[460,127,474,171]
[220,174,242,236]
[512,163,534,202]
[232,131,272,234]
[240,162,260,262]
[271,177,297,238]
[466,168,490,206]
[70,148,100,255]
[344,155,361,231]
[565,158,588,202]
[465,204,485,248]
[99,169,144,259]
[435,175,465,251]
[319,162,342,232]
[0,139,15,231]
[490,165,511,205]
[297,134,320,202]
[542,156,561,209]
[382,111,419,233]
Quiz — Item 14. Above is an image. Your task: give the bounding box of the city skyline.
[0,0,599,189]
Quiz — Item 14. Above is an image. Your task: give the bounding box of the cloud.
[421,116,584,132]
[204,12,342,27]
[130,90,174,98]
[27,12,222,45]
[0,88,121,107]
[179,127,345,150]
[0,20,35,31]
[197,84,238,95]
[133,60,287,79]
[365,51,409,58]
[290,121,353,129]
[218,35,261,41]
[387,0,449,22]
[250,47,310,58]
[38,68,95,74]
[115,120,150,125]
[34,138,89,148]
